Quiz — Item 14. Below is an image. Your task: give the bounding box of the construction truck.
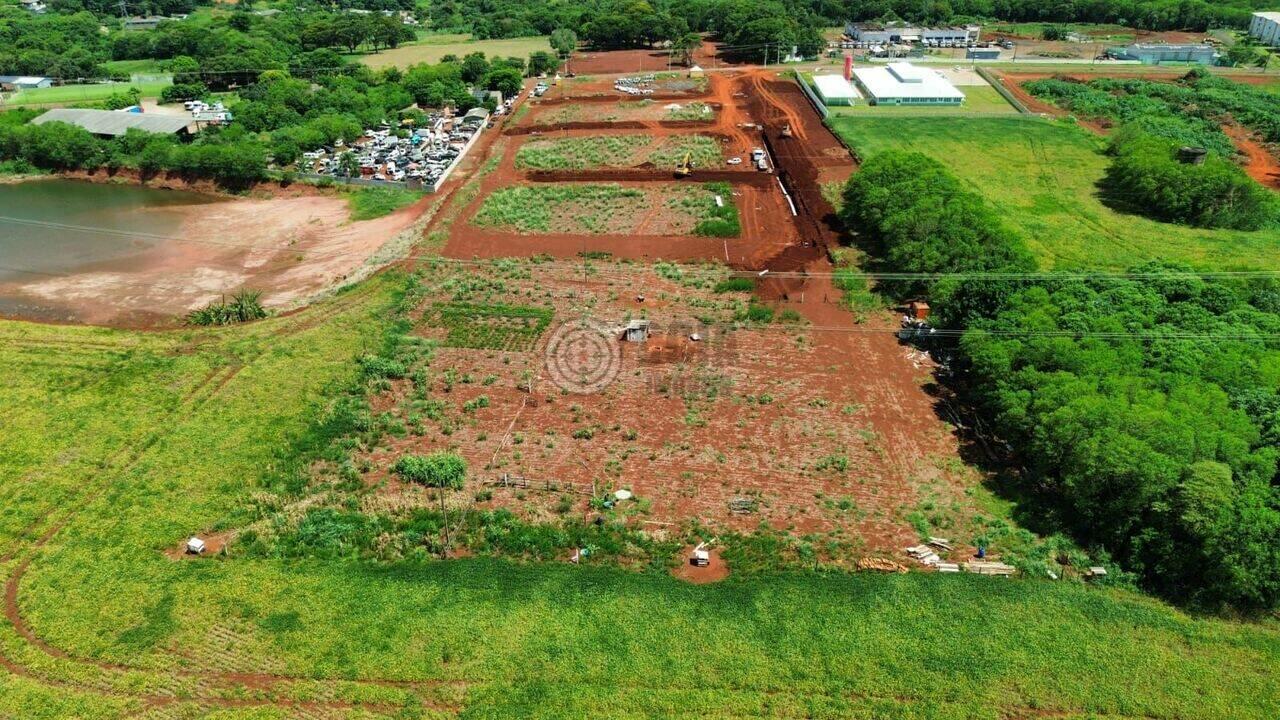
[780,123,793,138]
[675,150,692,178]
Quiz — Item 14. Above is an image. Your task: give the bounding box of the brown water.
[0,179,222,320]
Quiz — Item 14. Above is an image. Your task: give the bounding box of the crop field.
[358,34,553,70]
[424,300,554,350]
[3,265,1280,719]
[533,99,715,126]
[828,116,1280,270]
[514,134,724,170]
[469,182,737,236]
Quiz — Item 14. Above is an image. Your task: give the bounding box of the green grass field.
[3,80,173,107]
[359,34,553,70]
[984,21,1137,41]
[2,270,1280,718]
[828,116,1280,271]
[824,85,1018,116]
[345,186,423,220]
[100,59,168,76]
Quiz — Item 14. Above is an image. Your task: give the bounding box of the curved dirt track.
[0,289,459,716]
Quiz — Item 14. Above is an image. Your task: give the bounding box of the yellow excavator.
[675,150,692,178]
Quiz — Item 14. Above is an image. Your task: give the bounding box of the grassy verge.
[827,115,1280,270]
[6,80,172,106]
[346,186,422,221]
[825,85,1019,115]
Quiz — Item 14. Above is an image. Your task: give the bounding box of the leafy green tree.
[550,28,578,56]
[461,52,491,84]
[485,66,524,97]
[527,50,559,76]
[393,453,467,489]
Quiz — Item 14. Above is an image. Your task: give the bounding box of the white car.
[727,157,742,165]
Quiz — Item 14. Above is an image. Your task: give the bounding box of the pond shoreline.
[0,176,433,328]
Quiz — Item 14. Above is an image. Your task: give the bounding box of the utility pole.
[439,487,451,554]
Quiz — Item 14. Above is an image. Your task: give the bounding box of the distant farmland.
[359,34,552,69]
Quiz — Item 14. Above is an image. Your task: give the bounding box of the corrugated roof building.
[0,75,52,89]
[1250,12,1280,45]
[31,109,194,137]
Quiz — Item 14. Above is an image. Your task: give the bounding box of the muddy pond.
[0,178,424,326]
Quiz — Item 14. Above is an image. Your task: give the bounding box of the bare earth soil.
[405,68,971,558]
[0,183,434,327]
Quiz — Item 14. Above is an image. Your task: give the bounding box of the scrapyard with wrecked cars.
[299,110,487,184]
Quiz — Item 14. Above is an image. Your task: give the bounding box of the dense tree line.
[426,0,1265,45]
[0,50,536,184]
[0,8,108,78]
[840,150,1036,299]
[0,118,268,188]
[841,150,1280,610]
[1023,72,1280,230]
[1102,127,1278,231]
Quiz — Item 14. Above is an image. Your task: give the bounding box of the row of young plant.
[841,150,1280,611]
[234,271,687,570]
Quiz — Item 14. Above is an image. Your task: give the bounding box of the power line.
[11,216,1277,282]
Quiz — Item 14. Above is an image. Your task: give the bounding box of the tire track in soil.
[737,71,964,535]
[0,296,461,714]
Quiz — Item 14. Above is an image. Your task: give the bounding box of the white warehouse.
[851,62,965,106]
[1251,12,1280,45]
[811,74,861,106]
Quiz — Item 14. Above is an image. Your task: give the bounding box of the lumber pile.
[857,557,909,573]
[962,561,1016,576]
[905,544,941,566]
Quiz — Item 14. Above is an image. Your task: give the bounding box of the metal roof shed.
[32,108,194,137]
[811,74,861,106]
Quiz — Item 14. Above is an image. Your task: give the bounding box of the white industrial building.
[851,62,965,106]
[845,23,980,45]
[1251,12,1280,45]
[811,74,861,106]
[0,75,52,90]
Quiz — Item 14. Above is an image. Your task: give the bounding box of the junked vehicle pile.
[299,108,491,186]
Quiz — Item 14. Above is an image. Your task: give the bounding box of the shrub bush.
[393,452,467,489]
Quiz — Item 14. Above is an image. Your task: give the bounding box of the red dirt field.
[442,73,801,266]
[378,63,977,556]
[566,40,748,75]
[354,259,975,560]
[396,65,977,558]
[1225,125,1280,190]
